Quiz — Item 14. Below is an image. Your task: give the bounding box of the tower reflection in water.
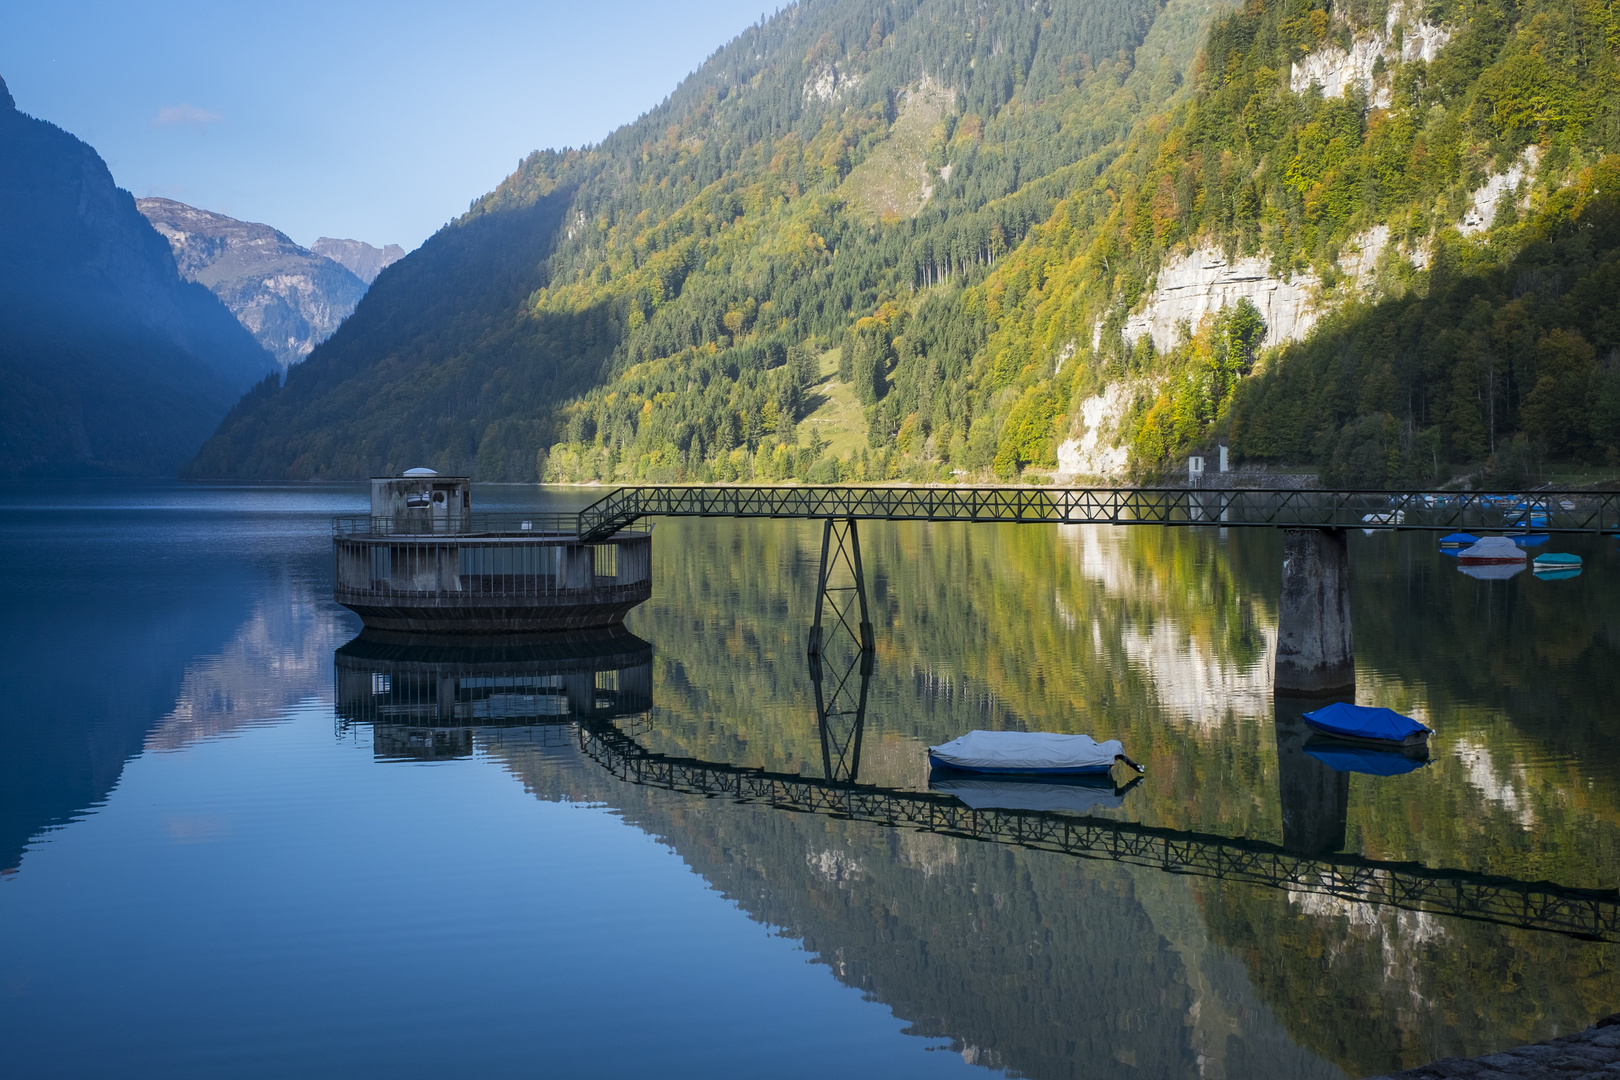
[334,629,653,760]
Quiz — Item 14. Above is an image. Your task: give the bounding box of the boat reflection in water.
[334,628,653,760]
[928,772,1140,813]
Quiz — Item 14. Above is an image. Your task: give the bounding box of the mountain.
[941,0,1620,486]
[189,0,1620,485]
[137,198,369,369]
[187,0,1209,480]
[0,76,276,477]
[311,237,405,285]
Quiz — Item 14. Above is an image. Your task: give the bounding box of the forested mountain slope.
[186,0,1221,480]
[931,0,1620,485]
[191,0,1620,484]
[0,77,276,476]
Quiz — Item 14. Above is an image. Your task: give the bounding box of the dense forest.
[191,0,1620,485]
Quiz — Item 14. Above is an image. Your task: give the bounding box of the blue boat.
[1438,532,1479,549]
[1302,701,1431,751]
[1304,741,1430,776]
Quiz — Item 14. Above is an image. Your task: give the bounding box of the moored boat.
[1438,532,1479,549]
[1457,536,1528,565]
[1302,701,1431,752]
[927,730,1143,776]
[1533,551,1583,579]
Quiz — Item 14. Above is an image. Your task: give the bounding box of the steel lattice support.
[575,721,1620,943]
[807,517,874,658]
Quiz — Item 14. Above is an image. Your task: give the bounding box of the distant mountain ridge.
[137,198,368,369]
[0,74,275,476]
[311,237,405,285]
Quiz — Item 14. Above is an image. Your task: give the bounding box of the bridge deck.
[575,485,1620,541]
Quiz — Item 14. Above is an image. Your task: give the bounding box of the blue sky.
[2,1,778,250]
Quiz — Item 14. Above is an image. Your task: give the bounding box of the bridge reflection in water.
[332,632,1620,943]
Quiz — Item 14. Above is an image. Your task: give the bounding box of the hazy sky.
[2,1,777,250]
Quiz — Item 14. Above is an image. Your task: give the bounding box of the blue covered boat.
[1302,702,1431,751]
[1438,532,1479,549]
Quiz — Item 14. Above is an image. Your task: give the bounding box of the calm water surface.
[2,481,1618,1079]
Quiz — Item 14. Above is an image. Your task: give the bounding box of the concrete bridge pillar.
[1275,528,1354,694]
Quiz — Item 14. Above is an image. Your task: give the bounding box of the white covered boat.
[1457,536,1527,565]
[927,730,1142,776]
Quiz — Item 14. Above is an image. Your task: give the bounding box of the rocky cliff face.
[311,237,405,285]
[1288,1,1452,110]
[137,198,368,369]
[1123,247,1322,355]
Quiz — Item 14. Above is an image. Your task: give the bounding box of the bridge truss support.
[808,517,874,659]
[1275,528,1355,694]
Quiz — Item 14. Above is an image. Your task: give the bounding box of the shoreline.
[1363,1014,1620,1078]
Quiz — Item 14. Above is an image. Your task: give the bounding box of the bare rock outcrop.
[1290,2,1453,109]
[310,236,406,285]
[1123,247,1321,354]
[1460,146,1541,235]
[138,198,370,368]
[1055,382,1133,479]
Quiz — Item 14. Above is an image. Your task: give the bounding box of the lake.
[2,480,1616,1079]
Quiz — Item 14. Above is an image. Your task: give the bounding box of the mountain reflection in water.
[2,484,1618,1080]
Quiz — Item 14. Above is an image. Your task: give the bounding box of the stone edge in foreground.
[1364,1014,1620,1079]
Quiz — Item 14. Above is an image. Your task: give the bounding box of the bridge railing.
[574,485,1620,540]
[335,512,586,537]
